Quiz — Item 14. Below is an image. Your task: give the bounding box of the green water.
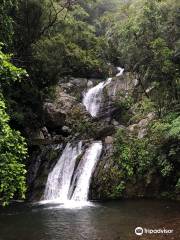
[0,200,179,240]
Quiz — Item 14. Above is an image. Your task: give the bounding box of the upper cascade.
[82,78,112,117]
[83,66,124,117]
[116,67,124,76]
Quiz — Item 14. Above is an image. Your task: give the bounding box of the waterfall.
[43,142,82,201]
[41,66,124,207]
[83,78,112,117]
[42,141,102,205]
[71,141,102,201]
[116,67,124,76]
[83,66,124,117]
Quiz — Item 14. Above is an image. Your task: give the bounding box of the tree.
[0,0,19,48]
[104,0,180,114]
[0,47,27,206]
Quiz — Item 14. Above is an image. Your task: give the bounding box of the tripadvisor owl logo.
[135,227,143,236]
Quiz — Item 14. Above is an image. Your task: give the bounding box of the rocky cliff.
[27,71,179,202]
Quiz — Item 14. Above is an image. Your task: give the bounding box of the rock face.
[28,72,142,201]
[128,112,156,138]
[59,77,88,100]
[105,72,138,98]
[90,142,117,200]
[97,72,138,119]
[43,102,66,129]
[43,86,83,129]
[28,73,167,202]
[90,137,162,200]
[42,85,94,140]
[91,151,162,200]
[27,144,63,201]
[90,112,159,200]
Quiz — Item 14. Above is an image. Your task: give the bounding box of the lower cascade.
[71,141,103,201]
[43,142,83,201]
[42,141,102,204]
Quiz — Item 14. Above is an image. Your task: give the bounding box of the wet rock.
[90,142,120,200]
[62,125,71,134]
[90,141,163,200]
[69,77,88,86]
[30,129,45,140]
[95,125,115,139]
[59,78,88,100]
[27,144,63,201]
[105,72,137,100]
[52,135,63,142]
[43,86,86,130]
[41,127,50,139]
[96,72,137,119]
[105,136,114,144]
[43,102,66,128]
[87,80,93,88]
[112,119,119,127]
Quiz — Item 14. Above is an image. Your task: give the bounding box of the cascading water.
[43,142,82,201]
[116,67,124,77]
[83,78,112,117]
[42,141,102,206]
[71,141,102,201]
[83,66,124,117]
[41,66,124,207]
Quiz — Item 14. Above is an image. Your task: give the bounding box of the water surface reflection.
[0,200,179,240]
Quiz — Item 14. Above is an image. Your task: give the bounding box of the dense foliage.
[105,0,180,198]
[103,0,180,114]
[0,0,112,206]
[114,113,180,198]
[3,0,118,131]
[0,48,27,206]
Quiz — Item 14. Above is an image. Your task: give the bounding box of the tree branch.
[40,0,77,36]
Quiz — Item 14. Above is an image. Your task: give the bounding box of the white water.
[41,66,124,208]
[83,78,112,117]
[116,67,124,76]
[83,66,124,117]
[42,141,102,207]
[43,142,82,201]
[72,141,103,201]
